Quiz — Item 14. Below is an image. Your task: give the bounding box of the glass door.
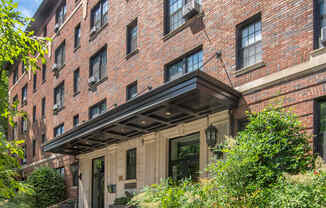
[92,157,105,208]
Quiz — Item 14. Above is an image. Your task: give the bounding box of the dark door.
[92,157,105,208]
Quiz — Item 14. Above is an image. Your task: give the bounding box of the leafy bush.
[27,166,66,208]
[0,193,34,208]
[131,106,318,208]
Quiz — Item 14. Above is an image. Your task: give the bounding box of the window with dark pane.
[43,24,47,37]
[166,0,185,33]
[74,68,80,94]
[13,95,18,111]
[169,133,200,181]
[42,133,46,144]
[56,1,66,26]
[13,67,18,85]
[22,145,27,165]
[41,97,46,118]
[42,64,46,82]
[74,24,81,49]
[90,47,107,82]
[127,19,137,54]
[73,114,79,127]
[165,49,203,82]
[32,139,36,158]
[56,167,65,177]
[89,100,106,119]
[22,62,26,74]
[21,117,27,133]
[92,157,105,208]
[55,41,65,69]
[126,82,137,101]
[238,118,249,132]
[54,123,64,137]
[32,105,36,123]
[54,82,64,108]
[315,0,326,48]
[91,0,108,30]
[71,162,79,186]
[238,16,262,69]
[33,73,37,91]
[316,100,326,161]
[126,148,136,180]
[21,84,27,104]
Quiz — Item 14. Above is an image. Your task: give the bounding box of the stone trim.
[236,50,326,94]
[234,61,265,77]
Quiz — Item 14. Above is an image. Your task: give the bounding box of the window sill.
[74,45,81,53]
[125,179,137,183]
[234,61,265,77]
[126,48,139,60]
[310,47,326,58]
[53,64,66,76]
[89,23,108,42]
[162,13,204,42]
[88,77,108,90]
[73,91,80,97]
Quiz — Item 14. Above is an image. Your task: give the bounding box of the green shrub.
[27,166,66,208]
[131,106,318,208]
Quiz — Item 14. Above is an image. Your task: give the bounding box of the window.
[74,24,81,49]
[90,47,107,82]
[56,167,65,177]
[165,49,203,82]
[73,114,79,127]
[89,100,106,119]
[56,1,66,26]
[42,64,46,82]
[238,118,249,132]
[127,19,138,54]
[126,148,137,180]
[21,117,27,133]
[13,95,18,111]
[71,163,79,186]
[22,62,26,74]
[315,0,326,49]
[33,73,37,92]
[42,133,46,144]
[169,133,200,180]
[91,0,108,30]
[55,41,65,69]
[92,157,105,208]
[12,122,17,140]
[43,24,47,37]
[126,82,138,101]
[13,67,18,85]
[165,0,201,33]
[32,139,36,158]
[237,15,262,69]
[22,145,27,165]
[41,97,46,119]
[73,69,80,94]
[54,82,64,108]
[314,100,326,161]
[21,84,27,105]
[32,105,36,123]
[54,123,64,137]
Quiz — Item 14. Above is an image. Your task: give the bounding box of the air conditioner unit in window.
[90,26,97,35]
[321,27,326,46]
[52,64,58,72]
[53,104,59,112]
[22,97,27,105]
[182,0,201,19]
[54,23,60,33]
[88,76,97,86]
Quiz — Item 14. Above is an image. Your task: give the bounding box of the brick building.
[8,0,326,207]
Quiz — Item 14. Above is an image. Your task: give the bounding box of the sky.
[15,0,43,18]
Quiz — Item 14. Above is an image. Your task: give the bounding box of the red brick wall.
[8,0,321,197]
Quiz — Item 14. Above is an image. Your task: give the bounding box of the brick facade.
[7,0,326,203]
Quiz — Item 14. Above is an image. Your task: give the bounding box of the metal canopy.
[43,70,241,155]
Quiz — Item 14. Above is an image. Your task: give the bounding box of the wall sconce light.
[205,125,218,148]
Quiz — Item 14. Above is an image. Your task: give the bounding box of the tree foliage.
[0,0,49,199]
[26,167,66,208]
[131,106,323,208]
